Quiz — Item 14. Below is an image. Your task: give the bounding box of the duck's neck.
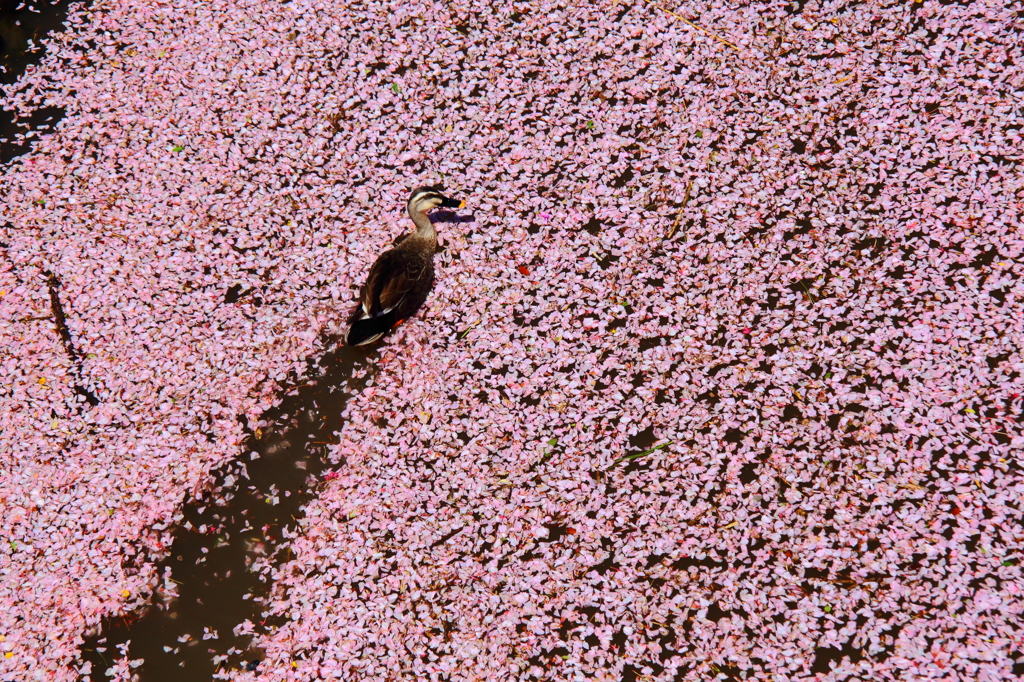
[409,208,437,245]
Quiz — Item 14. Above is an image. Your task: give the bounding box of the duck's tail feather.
[345,310,399,346]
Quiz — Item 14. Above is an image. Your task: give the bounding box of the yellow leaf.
[292,661,299,668]
[721,521,739,530]
[122,590,131,598]
[38,377,47,386]
[4,652,12,659]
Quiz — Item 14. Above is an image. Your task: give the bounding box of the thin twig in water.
[648,2,741,52]
[666,181,693,240]
[45,271,80,365]
[44,271,99,408]
[610,440,673,467]
[459,320,481,338]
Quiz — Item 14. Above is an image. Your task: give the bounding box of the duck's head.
[408,186,464,214]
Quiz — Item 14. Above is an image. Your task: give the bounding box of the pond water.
[81,344,374,680]
[0,0,78,163]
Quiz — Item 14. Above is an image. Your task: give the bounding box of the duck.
[344,186,465,346]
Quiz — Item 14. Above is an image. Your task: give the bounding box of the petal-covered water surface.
[1,0,1022,680]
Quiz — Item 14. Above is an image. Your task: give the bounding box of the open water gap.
[80,345,375,680]
[0,0,79,164]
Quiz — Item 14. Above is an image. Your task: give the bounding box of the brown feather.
[359,250,427,317]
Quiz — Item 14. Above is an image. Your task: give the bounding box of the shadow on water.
[80,342,376,681]
[1,0,83,164]
[6,1,402,678]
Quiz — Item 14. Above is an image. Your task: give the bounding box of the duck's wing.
[358,250,427,318]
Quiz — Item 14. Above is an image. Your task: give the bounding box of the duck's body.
[344,235,437,346]
[345,187,463,346]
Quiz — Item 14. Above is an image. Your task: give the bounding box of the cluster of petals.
[2,0,1023,680]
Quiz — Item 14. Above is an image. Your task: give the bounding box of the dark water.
[0,0,79,163]
[80,343,376,681]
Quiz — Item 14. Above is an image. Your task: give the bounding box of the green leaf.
[171,145,184,152]
[612,440,673,465]
[824,604,832,613]
[586,120,596,129]
[390,83,400,93]
[547,437,558,447]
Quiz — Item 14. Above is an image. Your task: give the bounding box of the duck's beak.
[441,196,464,209]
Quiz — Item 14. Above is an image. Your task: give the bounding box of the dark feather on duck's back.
[344,186,464,346]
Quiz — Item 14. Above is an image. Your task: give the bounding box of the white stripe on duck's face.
[409,192,445,214]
